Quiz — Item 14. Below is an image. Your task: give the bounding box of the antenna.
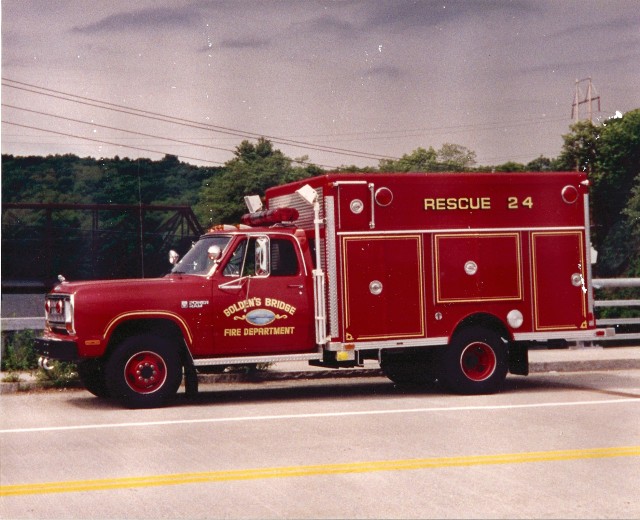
[572,77,601,123]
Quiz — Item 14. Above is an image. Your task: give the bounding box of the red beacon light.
[208,223,239,232]
[240,207,299,227]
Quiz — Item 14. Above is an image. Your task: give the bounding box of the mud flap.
[508,342,529,376]
[184,363,199,397]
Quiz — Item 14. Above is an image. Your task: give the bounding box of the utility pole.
[572,77,601,123]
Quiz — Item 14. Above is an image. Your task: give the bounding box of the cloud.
[550,11,640,39]
[361,0,537,31]
[218,37,271,50]
[363,65,403,80]
[297,14,356,36]
[72,6,202,33]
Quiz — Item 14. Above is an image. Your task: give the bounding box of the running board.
[193,352,322,367]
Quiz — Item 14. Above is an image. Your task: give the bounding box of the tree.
[436,143,476,171]
[623,174,640,276]
[556,121,600,173]
[379,147,438,172]
[196,138,318,225]
[590,109,640,275]
[492,161,525,172]
[526,155,558,171]
[378,143,477,172]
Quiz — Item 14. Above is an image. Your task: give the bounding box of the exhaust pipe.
[38,356,55,371]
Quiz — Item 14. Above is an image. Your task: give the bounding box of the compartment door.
[532,231,588,330]
[341,235,425,342]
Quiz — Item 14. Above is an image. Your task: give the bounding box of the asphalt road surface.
[1,370,639,519]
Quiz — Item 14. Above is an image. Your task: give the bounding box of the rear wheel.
[440,326,508,394]
[106,334,183,408]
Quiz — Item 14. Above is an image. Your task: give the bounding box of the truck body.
[35,172,614,407]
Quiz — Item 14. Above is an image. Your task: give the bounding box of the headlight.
[45,294,75,334]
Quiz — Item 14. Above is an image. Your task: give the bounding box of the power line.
[2,77,398,163]
[285,115,569,141]
[2,103,237,155]
[2,77,586,167]
[1,120,225,166]
[1,110,337,170]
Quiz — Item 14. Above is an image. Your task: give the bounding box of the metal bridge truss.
[2,203,204,287]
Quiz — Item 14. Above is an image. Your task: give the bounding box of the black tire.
[440,326,508,395]
[105,334,183,409]
[380,349,440,387]
[77,359,110,398]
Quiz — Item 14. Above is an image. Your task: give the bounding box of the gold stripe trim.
[103,311,193,345]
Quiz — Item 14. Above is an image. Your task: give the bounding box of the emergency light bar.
[240,208,299,227]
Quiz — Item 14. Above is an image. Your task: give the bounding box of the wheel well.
[105,319,189,362]
[452,313,511,342]
[451,313,529,376]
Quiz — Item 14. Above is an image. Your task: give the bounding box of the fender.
[103,310,194,347]
[450,311,513,343]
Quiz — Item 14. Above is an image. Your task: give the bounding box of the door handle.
[288,284,304,289]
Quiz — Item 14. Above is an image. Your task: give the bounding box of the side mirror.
[169,250,180,265]
[255,237,270,276]
[208,245,222,262]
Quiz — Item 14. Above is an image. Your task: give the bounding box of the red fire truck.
[35,172,613,408]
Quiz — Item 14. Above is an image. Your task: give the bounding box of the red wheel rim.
[124,351,168,394]
[460,342,496,381]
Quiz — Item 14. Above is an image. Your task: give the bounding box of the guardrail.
[1,317,45,332]
[593,278,640,342]
[2,279,639,340]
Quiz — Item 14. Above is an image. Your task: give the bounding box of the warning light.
[375,187,393,207]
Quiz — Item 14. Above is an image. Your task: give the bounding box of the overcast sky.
[2,0,639,169]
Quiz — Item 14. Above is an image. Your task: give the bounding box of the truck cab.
[35,208,320,408]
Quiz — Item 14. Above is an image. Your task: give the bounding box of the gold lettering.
[223,298,263,318]
[423,196,492,211]
[243,326,295,336]
[265,298,296,315]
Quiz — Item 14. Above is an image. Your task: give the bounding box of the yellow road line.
[2,446,638,497]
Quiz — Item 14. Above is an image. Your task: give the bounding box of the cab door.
[210,235,315,357]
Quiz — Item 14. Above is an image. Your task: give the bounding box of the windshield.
[170,236,232,275]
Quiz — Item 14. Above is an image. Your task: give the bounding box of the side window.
[222,238,258,277]
[270,239,299,276]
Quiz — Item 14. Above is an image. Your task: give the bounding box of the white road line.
[1,397,638,435]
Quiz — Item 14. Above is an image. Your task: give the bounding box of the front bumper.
[34,337,79,362]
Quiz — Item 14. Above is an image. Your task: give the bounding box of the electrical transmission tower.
[572,77,601,123]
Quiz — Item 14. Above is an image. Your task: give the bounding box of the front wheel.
[440,326,508,394]
[106,335,183,408]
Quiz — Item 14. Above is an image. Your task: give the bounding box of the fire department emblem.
[234,308,288,326]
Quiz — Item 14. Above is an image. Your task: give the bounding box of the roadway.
[1,369,639,519]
